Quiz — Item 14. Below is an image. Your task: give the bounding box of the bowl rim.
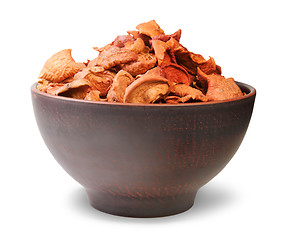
[31,81,256,107]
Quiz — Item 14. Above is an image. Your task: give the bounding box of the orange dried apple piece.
[112,35,135,48]
[197,68,243,101]
[189,53,222,75]
[164,95,181,104]
[38,49,85,83]
[166,37,182,52]
[136,20,165,38]
[152,29,182,42]
[45,79,90,99]
[144,66,165,78]
[84,90,101,101]
[151,39,170,66]
[172,83,207,102]
[60,86,90,99]
[93,46,138,69]
[121,53,157,76]
[127,30,151,46]
[45,83,66,95]
[107,70,134,103]
[162,63,192,85]
[166,38,221,76]
[172,47,198,75]
[37,79,50,92]
[197,56,222,75]
[123,74,170,104]
[74,66,116,96]
[189,52,206,64]
[124,38,146,53]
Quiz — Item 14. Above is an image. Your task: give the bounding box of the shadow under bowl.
[31,82,256,217]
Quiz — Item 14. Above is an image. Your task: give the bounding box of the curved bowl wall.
[31,82,256,217]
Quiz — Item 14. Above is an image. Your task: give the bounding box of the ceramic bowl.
[31,82,256,217]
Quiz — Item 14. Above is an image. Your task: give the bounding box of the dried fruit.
[45,79,90,99]
[164,95,181,104]
[84,90,101,101]
[151,40,170,66]
[121,53,157,76]
[172,83,207,102]
[127,30,151,46]
[39,49,85,83]
[37,79,50,92]
[197,68,243,101]
[74,66,115,96]
[162,63,191,85]
[152,29,182,42]
[37,20,244,104]
[123,74,170,104]
[112,35,135,48]
[144,66,166,78]
[107,70,134,103]
[136,20,165,38]
[124,38,146,53]
[93,46,138,69]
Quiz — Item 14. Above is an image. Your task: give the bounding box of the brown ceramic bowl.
[31,82,256,217]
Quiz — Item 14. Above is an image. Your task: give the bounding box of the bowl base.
[86,189,197,218]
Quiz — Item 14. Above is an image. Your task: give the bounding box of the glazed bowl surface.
[31,82,256,217]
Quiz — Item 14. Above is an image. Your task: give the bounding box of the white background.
[1,0,286,239]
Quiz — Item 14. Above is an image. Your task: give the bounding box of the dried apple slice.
[124,38,146,53]
[172,83,207,102]
[37,79,50,92]
[121,53,157,76]
[162,63,192,85]
[44,78,90,99]
[123,75,170,104]
[107,70,134,103]
[74,66,116,96]
[127,30,151,46]
[197,68,243,101]
[112,35,135,48]
[84,90,101,101]
[151,39,170,66]
[152,29,182,42]
[93,46,138,69]
[38,49,85,83]
[136,20,165,38]
[164,95,181,104]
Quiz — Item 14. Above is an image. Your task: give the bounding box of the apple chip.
[84,90,101,101]
[43,79,90,99]
[144,66,166,78]
[162,63,192,85]
[94,46,138,69]
[74,66,116,96]
[127,30,151,46]
[164,95,181,104]
[151,40,170,66]
[197,68,243,101]
[136,20,165,38]
[37,79,50,92]
[123,74,170,104]
[152,29,182,42]
[124,38,146,53]
[39,49,85,83]
[112,35,135,48]
[121,53,157,76]
[107,70,134,103]
[172,83,207,102]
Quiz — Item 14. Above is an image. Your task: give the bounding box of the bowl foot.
[86,189,197,218]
